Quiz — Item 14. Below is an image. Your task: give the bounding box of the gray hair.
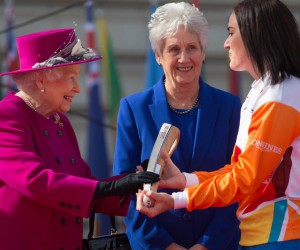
[148,2,208,54]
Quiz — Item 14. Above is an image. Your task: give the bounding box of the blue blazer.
[113,77,241,250]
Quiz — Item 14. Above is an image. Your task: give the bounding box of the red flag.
[191,0,200,8]
[229,67,241,97]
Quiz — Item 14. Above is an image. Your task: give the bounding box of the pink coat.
[0,93,130,250]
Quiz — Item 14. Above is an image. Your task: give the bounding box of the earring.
[158,63,162,67]
[41,88,45,93]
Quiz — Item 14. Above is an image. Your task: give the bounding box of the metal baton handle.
[143,123,180,207]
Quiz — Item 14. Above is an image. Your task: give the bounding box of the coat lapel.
[148,78,172,132]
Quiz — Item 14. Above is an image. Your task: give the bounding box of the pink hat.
[0,28,102,76]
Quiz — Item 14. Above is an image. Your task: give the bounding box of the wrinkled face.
[42,64,81,115]
[224,12,255,77]
[155,26,205,86]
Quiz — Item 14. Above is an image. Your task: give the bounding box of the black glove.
[141,159,149,171]
[94,171,159,198]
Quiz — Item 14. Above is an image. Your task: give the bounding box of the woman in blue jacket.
[113,2,241,250]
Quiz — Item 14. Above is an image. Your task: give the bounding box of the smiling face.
[41,64,81,116]
[155,25,205,88]
[224,12,259,79]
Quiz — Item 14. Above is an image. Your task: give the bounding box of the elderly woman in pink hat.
[0,28,159,250]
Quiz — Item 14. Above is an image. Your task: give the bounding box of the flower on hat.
[71,39,96,59]
[32,39,96,69]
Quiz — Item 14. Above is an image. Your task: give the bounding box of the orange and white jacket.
[174,74,300,246]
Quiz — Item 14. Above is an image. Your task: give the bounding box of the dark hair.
[234,0,300,84]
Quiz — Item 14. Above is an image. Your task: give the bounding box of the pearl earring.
[41,88,45,93]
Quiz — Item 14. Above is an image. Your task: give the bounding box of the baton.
[143,123,180,207]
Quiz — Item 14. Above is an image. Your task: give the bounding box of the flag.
[191,0,200,8]
[1,0,18,98]
[229,67,241,97]
[145,0,163,89]
[96,15,122,124]
[85,0,110,235]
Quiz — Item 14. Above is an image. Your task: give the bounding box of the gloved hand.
[141,159,149,171]
[94,171,159,198]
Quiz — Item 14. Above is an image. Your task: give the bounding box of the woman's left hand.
[189,244,208,250]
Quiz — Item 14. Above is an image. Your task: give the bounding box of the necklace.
[164,79,199,115]
[19,93,37,111]
[18,93,64,127]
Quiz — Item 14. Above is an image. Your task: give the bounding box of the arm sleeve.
[113,98,175,249]
[187,102,300,211]
[198,97,241,249]
[0,109,98,218]
[93,175,130,216]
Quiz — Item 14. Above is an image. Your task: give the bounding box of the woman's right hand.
[159,151,186,190]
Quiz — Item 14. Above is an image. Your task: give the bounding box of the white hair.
[148,2,209,54]
[12,67,64,91]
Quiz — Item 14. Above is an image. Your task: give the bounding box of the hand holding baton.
[143,123,180,207]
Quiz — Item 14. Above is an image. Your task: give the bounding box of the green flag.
[96,15,122,124]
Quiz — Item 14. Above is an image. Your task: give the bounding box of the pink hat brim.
[0,56,102,77]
